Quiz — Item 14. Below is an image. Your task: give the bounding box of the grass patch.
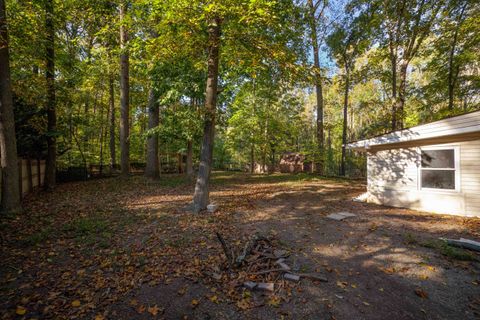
[63,216,112,248]
[421,239,477,261]
[23,227,54,246]
[403,232,418,245]
[63,216,109,236]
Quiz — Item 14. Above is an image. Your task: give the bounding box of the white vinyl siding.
[366,139,480,217]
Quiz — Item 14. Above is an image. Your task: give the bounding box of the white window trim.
[417,145,460,193]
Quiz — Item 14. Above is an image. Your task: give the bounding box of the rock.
[326,212,356,221]
[244,281,257,290]
[283,273,300,282]
[257,282,274,292]
[207,203,218,213]
[273,249,288,258]
[212,273,222,280]
[275,261,291,271]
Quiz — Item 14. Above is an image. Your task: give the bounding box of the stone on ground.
[326,212,357,221]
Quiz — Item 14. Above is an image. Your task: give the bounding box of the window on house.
[420,148,457,190]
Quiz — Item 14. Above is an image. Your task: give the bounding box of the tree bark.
[447,2,467,110]
[389,42,398,131]
[307,0,324,174]
[250,142,254,174]
[192,17,221,213]
[186,139,193,178]
[341,65,349,177]
[109,73,116,170]
[119,2,130,176]
[397,61,408,130]
[44,0,56,190]
[145,88,159,178]
[0,0,21,213]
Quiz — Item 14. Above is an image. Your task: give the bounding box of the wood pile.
[213,232,327,294]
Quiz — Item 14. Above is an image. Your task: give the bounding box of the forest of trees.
[0,0,479,213]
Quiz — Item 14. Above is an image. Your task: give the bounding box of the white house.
[347,110,480,217]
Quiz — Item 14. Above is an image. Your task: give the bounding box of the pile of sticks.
[215,232,327,292]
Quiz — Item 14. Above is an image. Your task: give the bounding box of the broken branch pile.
[213,232,327,295]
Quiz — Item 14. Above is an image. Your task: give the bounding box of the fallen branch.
[216,232,234,267]
[251,268,289,275]
[441,237,480,252]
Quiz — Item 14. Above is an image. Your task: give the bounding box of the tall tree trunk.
[99,105,105,175]
[109,73,116,170]
[341,66,350,177]
[192,17,221,213]
[0,0,21,213]
[186,140,193,178]
[447,2,467,110]
[389,43,398,131]
[250,142,254,174]
[145,88,159,178]
[119,2,130,176]
[307,0,324,174]
[44,0,56,190]
[397,61,408,130]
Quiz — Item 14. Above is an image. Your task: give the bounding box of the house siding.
[366,139,480,217]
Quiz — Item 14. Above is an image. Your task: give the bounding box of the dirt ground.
[1,172,479,320]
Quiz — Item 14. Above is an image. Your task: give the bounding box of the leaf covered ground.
[1,172,479,319]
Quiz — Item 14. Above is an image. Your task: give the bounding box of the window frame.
[418,145,460,193]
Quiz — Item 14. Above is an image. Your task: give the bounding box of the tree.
[327,5,369,176]
[145,87,159,178]
[119,1,130,176]
[307,0,327,174]
[373,0,443,130]
[44,0,56,189]
[192,17,221,213]
[0,0,21,213]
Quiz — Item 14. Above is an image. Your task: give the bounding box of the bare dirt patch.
[1,172,479,319]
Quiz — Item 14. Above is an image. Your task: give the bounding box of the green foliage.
[4,0,479,177]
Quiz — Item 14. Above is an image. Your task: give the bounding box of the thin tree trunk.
[0,0,21,213]
[145,88,159,178]
[250,142,254,174]
[109,73,116,170]
[448,2,467,110]
[389,42,398,130]
[192,17,221,213]
[397,61,408,130]
[44,0,56,190]
[341,66,350,177]
[186,140,193,178]
[307,0,324,174]
[119,2,130,176]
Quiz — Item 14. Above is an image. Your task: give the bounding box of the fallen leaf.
[129,299,138,307]
[16,306,27,315]
[191,299,199,308]
[71,300,81,307]
[137,305,146,314]
[148,305,161,316]
[209,295,219,304]
[268,296,281,308]
[236,299,250,310]
[415,288,428,299]
[95,315,105,320]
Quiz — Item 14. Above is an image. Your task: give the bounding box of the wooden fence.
[18,159,46,196]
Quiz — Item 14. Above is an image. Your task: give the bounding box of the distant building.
[279,153,305,173]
